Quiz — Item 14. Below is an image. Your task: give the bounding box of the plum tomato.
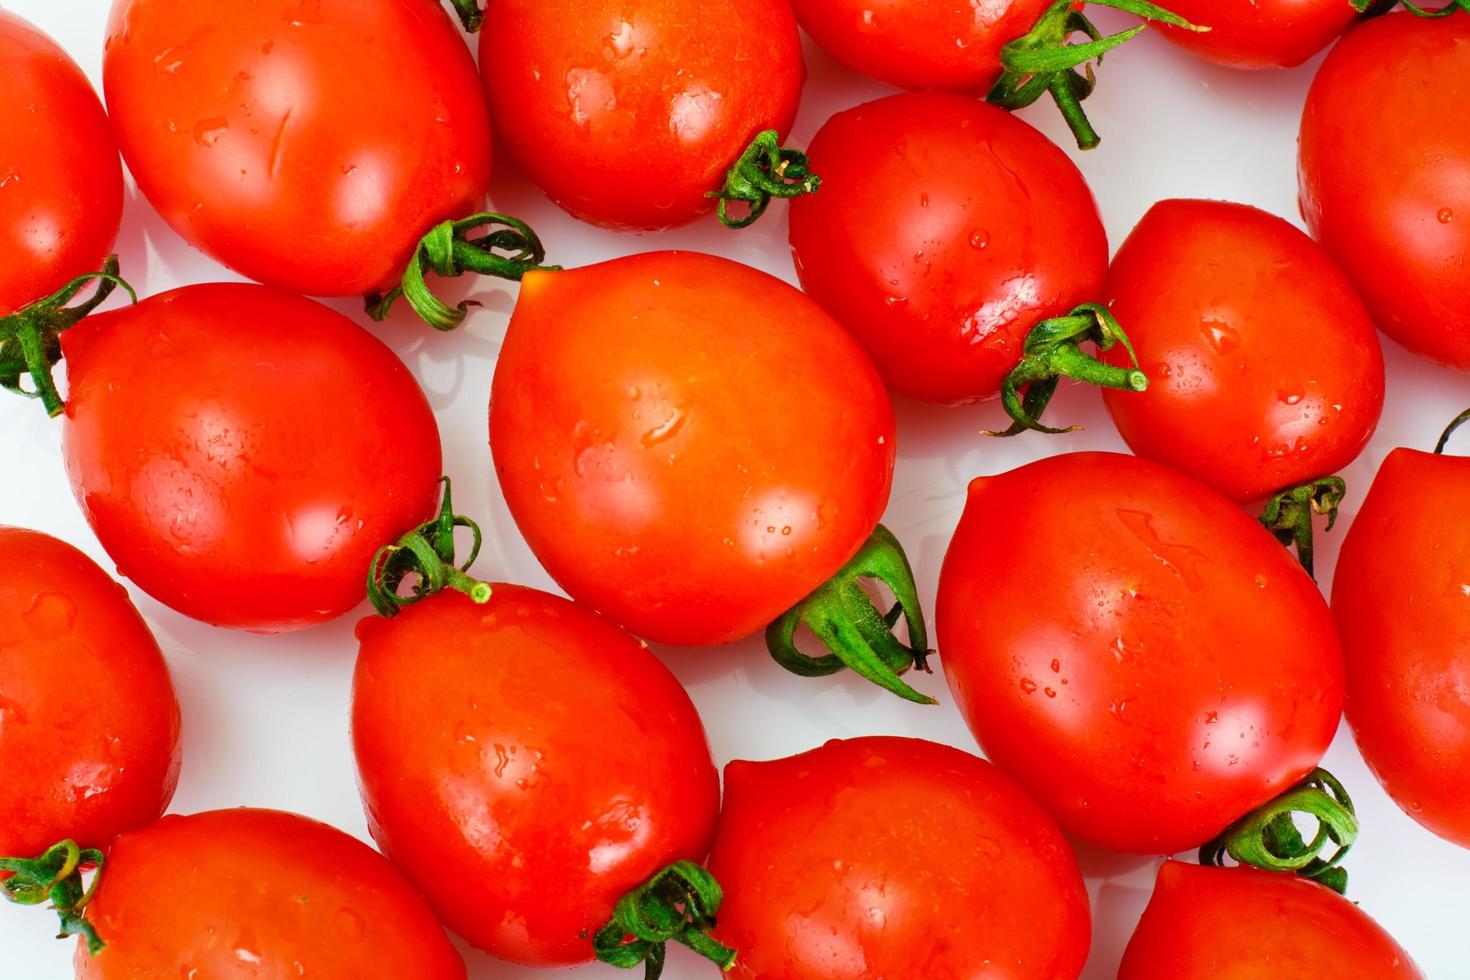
[1155,0,1357,69]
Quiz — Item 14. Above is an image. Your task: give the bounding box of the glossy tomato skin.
[1333,447,1470,847]
[1157,0,1356,69]
[789,93,1108,405]
[1300,13,1470,368]
[0,11,123,316]
[1102,199,1384,503]
[481,0,803,230]
[707,736,1092,979]
[490,252,895,646]
[0,528,179,859]
[61,284,441,632]
[76,809,466,979]
[1119,862,1423,979]
[352,586,719,965]
[937,453,1344,854]
[790,0,1049,91]
[103,0,492,296]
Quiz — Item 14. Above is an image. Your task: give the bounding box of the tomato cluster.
[3,1,1468,977]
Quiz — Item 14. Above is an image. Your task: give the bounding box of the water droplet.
[1019,678,1038,694]
[192,117,229,147]
[1050,659,1061,673]
[884,295,908,309]
[1043,687,1057,698]
[1438,208,1454,224]
[639,408,686,448]
[23,592,77,636]
[1202,319,1240,355]
[336,907,366,939]
[1277,387,1305,406]
[969,229,990,250]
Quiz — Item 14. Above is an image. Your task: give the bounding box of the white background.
[4,2,1469,976]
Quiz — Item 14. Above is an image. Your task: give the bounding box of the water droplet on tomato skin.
[336,907,366,939]
[1019,678,1038,694]
[1439,208,1454,224]
[969,229,990,250]
[22,592,77,636]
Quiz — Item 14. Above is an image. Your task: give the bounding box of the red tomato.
[60,284,441,631]
[0,528,179,859]
[1156,0,1356,69]
[1333,436,1470,848]
[1102,199,1384,504]
[75,809,465,978]
[0,11,122,317]
[789,93,1109,406]
[1119,862,1423,978]
[490,251,894,647]
[706,736,1092,979]
[102,0,492,297]
[937,452,1344,853]
[353,586,719,965]
[480,0,804,229]
[1300,12,1470,368]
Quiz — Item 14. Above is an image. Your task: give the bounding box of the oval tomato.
[789,93,1111,408]
[1156,0,1356,69]
[353,585,719,966]
[1102,198,1384,504]
[480,0,805,229]
[0,10,123,316]
[937,452,1344,853]
[1299,11,1470,368]
[1333,430,1470,848]
[74,809,465,977]
[1119,862,1423,978]
[102,0,492,297]
[707,736,1092,979]
[0,528,179,860]
[59,283,442,631]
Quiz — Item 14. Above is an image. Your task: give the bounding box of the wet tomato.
[937,452,1344,854]
[102,0,492,296]
[1156,0,1357,69]
[707,736,1092,979]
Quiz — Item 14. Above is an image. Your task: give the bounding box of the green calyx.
[983,302,1148,438]
[366,213,558,331]
[1260,477,1346,581]
[1200,768,1357,894]
[446,0,484,31]
[0,840,106,955]
[989,0,1207,150]
[1434,408,1470,454]
[766,525,935,705]
[1353,0,1468,16]
[593,861,737,979]
[714,131,821,229]
[0,256,136,417]
[367,477,492,617]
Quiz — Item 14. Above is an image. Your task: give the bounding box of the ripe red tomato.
[1119,862,1424,978]
[0,11,122,316]
[353,585,719,966]
[1333,429,1470,848]
[480,0,805,229]
[1102,199,1384,504]
[59,284,441,631]
[1155,0,1356,69]
[789,93,1111,407]
[1300,11,1470,368]
[937,452,1344,854]
[73,809,465,977]
[102,0,492,297]
[706,736,1092,979]
[490,252,895,647]
[0,528,179,860]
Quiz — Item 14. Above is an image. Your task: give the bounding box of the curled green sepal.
[982,302,1148,439]
[1434,408,1470,455]
[0,256,136,417]
[365,213,558,331]
[593,861,737,979]
[446,0,484,31]
[1199,768,1358,895]
[988,0,1207,150]
[367,477,492,617]
[1353,0,1468,16]
[1260,477,1346,581]
[714,130,821,230]
[766,525,935,705]
[0,840,107,955]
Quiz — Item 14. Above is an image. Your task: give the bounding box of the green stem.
[1353,0,1468,16]
[983,302,1149,438]
[1259,477,1346,581]
[366,213,558,331]
[1200,769,1357,894]
[593,861,737,979]
[1434,408,1470,455]
[446,0,484,31]
[0,840,107,955]
[367,477,493,616]
[988,0,1207,150]
[0,256,136,417]
[766,525,935,705]
[714,131,821,230]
